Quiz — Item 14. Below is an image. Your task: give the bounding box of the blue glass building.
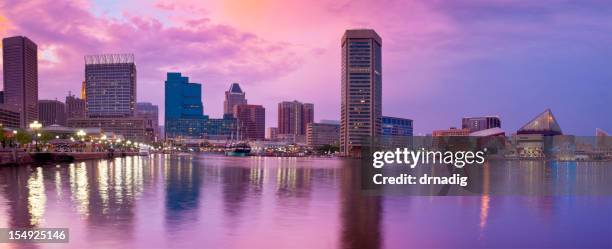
[164,72,206,139]
[382,116,413,137]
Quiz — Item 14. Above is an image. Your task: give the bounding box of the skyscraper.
[136,102,160,140]
[233,104,265,140]
[65,93,86,119]
[164,72,206,139]
[461,116,501,132]
[340,29,382,157]
[224,82,247,117]
[2,36,38,128]
[84,54,136,118]
[38,100,66,126]
[277,100,314,136]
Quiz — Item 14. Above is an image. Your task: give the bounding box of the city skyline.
[0,1,611,135]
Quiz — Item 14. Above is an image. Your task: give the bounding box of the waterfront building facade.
[203,116,237,140]
[84,54,136,118]
[340,29,382,157]
[233,104,265,140]
[2,36,38,128]
[382,116,413,137]
[432,127,470,137]
[307,122,340,147]
[67,117,153,142]
[38,100,66,126]
[462,116,501,132]
[223,83,247,117]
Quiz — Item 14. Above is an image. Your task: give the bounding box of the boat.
[138,145,150,156]
[225,143,251,157]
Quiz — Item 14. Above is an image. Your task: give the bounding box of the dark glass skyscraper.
[340,29,382,157]
[84,54,136,118]
[223,82,247,117]
[164,72,206,139]
[2,36,38,128]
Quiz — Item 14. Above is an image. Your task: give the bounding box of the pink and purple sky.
[1,0,611,135]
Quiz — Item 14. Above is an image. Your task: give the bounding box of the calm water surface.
[0,154,610,249]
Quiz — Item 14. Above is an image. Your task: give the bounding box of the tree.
[15,130,32,145]
[39,131,54,144]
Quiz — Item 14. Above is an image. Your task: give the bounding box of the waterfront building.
[382,116,413,137]
[462,116,501,132]
[136,102,160,140]
[38,100,66,126]
[164,72,206,139]
[66,117,153,142]
[517,109,562,136]
[340,29,382,157]
[65,93,86,119]
[223,83,247,117]
[513,109,564,158]
[203,115,237,140]
[84,54,136,118]
[432,127,470,137]
[267,127,278,141]
[307,122,340,147]
[2,36,38,128]
[0,105,21,129]
[278,100,314,136]
[233,104,265,140]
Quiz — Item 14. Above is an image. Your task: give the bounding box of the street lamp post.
[76,130,86,152]
[29,121,42,151]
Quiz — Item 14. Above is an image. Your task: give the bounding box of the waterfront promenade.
[0,151,138,165]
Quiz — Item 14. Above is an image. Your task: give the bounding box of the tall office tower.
[164,72,206,139]
[65,93,86,118]
[0,91,4,104]
[223,82,247,117]
[136,102,160,139]
[461,116,501,132]
[233,104,265,140]
[38,100,66,126]
[277,100,314,136]
[2,36,38,128]
[84,54,136,118]
[340,29,382,157]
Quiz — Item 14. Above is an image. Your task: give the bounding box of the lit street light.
[29,121,42,151]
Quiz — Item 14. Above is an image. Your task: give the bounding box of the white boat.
[138,145,150,156]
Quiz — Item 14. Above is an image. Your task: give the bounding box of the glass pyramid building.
[517,109,562,136]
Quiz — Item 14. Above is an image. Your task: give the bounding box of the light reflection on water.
[0,154,610,249]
